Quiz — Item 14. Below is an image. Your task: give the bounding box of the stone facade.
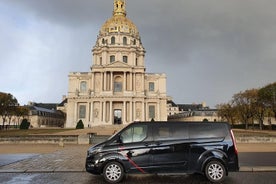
[0,103,65,129]
[65,0,167,128]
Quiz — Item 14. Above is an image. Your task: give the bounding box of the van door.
[118,124,152,173]
[150,123,189,172]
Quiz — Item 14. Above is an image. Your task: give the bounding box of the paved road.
[0,144,276,184]
[0,172,276,184]
[1,152,276,172]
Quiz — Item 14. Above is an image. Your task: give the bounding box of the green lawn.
[0,129,74,137]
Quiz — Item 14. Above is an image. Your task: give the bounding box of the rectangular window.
[149,82,155,92]
[123,56,128,63]
[79,105,86,119]
[114,82,122,92]
[149,105,155,119]
[110,55,115,63]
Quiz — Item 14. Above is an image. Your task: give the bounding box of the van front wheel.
[205,161,226,183]
[103,161,124,183]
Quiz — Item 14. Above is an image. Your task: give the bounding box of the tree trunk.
[259,119,263,130]
[245,121,248,129]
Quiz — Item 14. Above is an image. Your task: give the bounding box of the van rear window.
[189,123,227,139]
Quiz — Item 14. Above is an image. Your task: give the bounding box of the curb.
[0,169,85,173]
[1,167,276,173]
[239,166,276,172]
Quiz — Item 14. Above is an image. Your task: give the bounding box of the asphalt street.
[1,152,276,170]
[239,152,276,166]
[0,172,276,184]
[0,144,276,183]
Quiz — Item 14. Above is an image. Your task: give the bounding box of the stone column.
[111,72,114,91]
[110,101,113,124]
[91,73,94,92]
[103,101,106,123]
[101,72,103,91]
[130,101,133,122]
[104,72,107,91]
[157,102,160,121]
[142,101,145,121]
[123,101,126,123]
[74,102,78,123]
[123,72,126,91]
[90,102,94,123]
[133,73,136,91]
[100,101,103,122]
[130,72,133,91]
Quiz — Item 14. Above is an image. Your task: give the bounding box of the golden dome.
[100,0,139,36]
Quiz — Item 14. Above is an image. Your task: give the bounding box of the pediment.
[106,61,131,68]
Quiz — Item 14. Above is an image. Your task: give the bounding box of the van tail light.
[230,130,238,155]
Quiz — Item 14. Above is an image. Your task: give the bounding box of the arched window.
[149,82,155,92]
[123,37,127,45]
[133,39,136,45]
[110,55,115,63]
[80,81,87,92]
[123,56,128,63]
[102,38,105,44]
[111,36,115,44]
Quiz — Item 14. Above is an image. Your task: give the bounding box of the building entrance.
[114,109,122,124]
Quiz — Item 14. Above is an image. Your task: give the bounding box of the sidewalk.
[0,145,90,173]
[0,143,276,173]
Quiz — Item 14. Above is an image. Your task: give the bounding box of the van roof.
[131,121,230,127]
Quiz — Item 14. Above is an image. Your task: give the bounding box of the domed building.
[65,0,167,127]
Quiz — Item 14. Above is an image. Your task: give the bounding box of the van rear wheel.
[103,161,124,183]
[205,160,226,183]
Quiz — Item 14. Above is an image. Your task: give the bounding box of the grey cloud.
[1,0,276,107]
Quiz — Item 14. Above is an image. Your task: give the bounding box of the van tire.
[205,160,226,183]
[103,161,124,183]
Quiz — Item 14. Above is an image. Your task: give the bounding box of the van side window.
[158,127,170,138]
[120,125,147,143]
[154,124,188,141]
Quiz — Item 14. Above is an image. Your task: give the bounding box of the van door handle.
[156,141,162,146]
[144,142,155,147]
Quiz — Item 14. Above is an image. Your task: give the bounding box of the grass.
[0,129,75,137]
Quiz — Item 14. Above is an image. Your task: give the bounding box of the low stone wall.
[236,135,276,143]
[0,135,78,144]
[1,134,276,145]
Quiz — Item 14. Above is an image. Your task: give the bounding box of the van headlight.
[87,147,101,157]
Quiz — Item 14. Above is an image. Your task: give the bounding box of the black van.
[86,121,239,183]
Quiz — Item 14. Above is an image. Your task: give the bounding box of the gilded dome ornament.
[100,0,139,37]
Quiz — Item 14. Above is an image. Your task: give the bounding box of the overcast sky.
[1,0,276,108]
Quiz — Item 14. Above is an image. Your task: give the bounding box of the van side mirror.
[117,135,123,144]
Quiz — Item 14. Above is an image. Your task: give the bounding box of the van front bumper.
[85,157,102,175]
